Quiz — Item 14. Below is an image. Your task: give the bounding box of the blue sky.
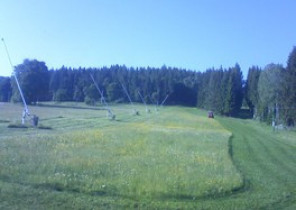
[1,0,296,77]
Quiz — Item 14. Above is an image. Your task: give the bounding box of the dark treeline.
[1,46,296,125]
[48,65,198,107]
[0,76,11,102]
[0,62,244,114]
[196,63,243,116]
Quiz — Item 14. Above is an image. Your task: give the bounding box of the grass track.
[217,117,296,209]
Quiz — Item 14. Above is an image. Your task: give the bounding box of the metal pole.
[119,81,139,115]
[120,81,133,106]
[1,38,30,120]
[138,90,149,113]
[160,94,169,107]
[89,74,115,119]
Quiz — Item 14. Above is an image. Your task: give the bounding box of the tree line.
[245,47,296,126]
[1,62,199,106]
[0,47,295,125]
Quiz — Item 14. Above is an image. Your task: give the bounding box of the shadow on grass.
[233,109,253,119]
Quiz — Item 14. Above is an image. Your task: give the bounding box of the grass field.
[0,102,295,209]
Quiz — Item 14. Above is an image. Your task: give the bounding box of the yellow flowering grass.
[0,103,242,202]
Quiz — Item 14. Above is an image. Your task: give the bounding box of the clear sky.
[0,0,296,77]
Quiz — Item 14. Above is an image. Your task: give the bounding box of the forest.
[0,46,295,126]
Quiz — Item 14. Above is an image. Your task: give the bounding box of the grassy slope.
[0,103,242,209]
[0,103,295,209]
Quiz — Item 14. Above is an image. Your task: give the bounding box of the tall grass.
[0,103,295,209]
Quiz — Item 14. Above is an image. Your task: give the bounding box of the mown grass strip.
[218,117,296,209]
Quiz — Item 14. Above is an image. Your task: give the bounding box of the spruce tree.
[285,46,296,125]
[245,66,261,117]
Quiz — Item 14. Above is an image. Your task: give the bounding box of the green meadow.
[0,103,295,209]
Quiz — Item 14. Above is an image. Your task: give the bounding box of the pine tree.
[206,69,223,113]
[245,66,261,117]
[224,64,243,116]
[285,46,296,125]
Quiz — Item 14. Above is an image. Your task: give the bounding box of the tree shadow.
[233,109,253,119]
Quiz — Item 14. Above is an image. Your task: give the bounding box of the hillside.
[0,103,295,209]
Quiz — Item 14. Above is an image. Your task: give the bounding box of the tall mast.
[89,74,115,119]
[119,80,139,115]
[160,94,169,107]
[138,90,149,113]
[1,38,30,123]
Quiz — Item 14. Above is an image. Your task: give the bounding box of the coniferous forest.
[0,47,296,126]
